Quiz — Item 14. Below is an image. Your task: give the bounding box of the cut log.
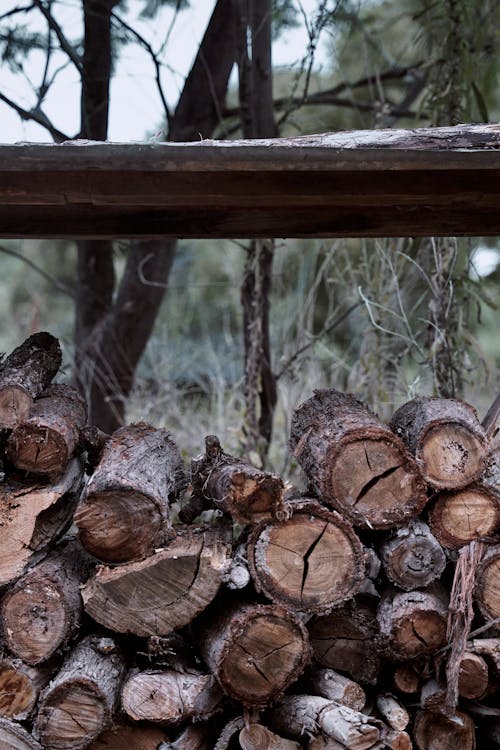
[384,730,413,750]
[390,396,490,490]
[302,667,366,710]
[121,668,223,726]
[420,678,446,711]
[0,718,43,750]
[239,725,301,750]
[82,527,232,636]
[289,389,427,529]
[474,544,500,628]
[0,458,83,586]
[77,426,110,473]
[308,597,382,684]
[74,422,185,563]
[34,635,126,750]
[87,723,170,750]
[428,484,500,548]
[167,723,216,750]
[0,659,52,721]
[214,717,245,750]
[1,539,93,666]
[413,710,476,750]
[380,520,446,590]
[198,600,310,706]
[181,435,284,525]
[247,498,364,614]
[307,739,345,750]
[0,332,61,430]
[375,693,409,731]
[6,385,86,477]
[392,661,424,694]
[467,637,500,673]
[377,587,448,660]
[270,695,382,750]
[458,652,489,699]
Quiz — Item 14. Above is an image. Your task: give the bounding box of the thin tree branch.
[0,4,35,21]
[33,0,83,74]
[0,90,70,141]
[0,245,75,298]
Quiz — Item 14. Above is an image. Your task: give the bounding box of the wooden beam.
[1,124,499,239]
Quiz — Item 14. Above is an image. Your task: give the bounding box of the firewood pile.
[0,332,499,750]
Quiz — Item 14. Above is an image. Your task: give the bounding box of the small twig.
[0,90,70,142]
[33,0,82,74]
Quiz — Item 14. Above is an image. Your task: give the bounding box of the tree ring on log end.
[7,424,68,476]
[429,485,500,548]
[474,544,500,627]
[35,683,107,750]
[419,421,488,489]
[0,664,36,719]
[248,500,364,614]
[0,386,32,429]
[414,709,475,750]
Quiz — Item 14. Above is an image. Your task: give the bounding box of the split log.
[34,635,126,750]
[121,668,223,726]
[181,435,284,525]
[429,484,500,548]
[0,717,43,750]
[302,667,366,710]
[377,587,448,660]
[289,389,427,529]
[270,695,382,750]
[247,499,364,614]
[87,723,170,750]
[239,725,301,750]
[1,539,93,665]
[0,332,61,430]
[82,528,232,636]
[380,520,446,590]
[0,458,83,586]
[474,544,500,628]
[198,601,310,706]
[74,423,185,563]
[458,652,489,699]
[308,597,382,684]
[375,693,409,731]
[0,658,52,721]
[6,385,86,477]
[413,710,476,750]
[390,396,490,489]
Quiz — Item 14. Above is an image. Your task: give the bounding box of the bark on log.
[302,667,366,710]
[467,637,500,673]
[214,717,245,750]
[420,678,446,711]
[77,426,110,473]
[384,730,413,750]
[0,659,52,721]
[289,389,427,529]
[82,527,232,636]
[239,725,301,750]
[6,385,86,477]
[167,723,215,750]
[198,600,310,706]
[75,422,185,563]
[34,635,126,750]
[247,499,364,614]
[0,458,83,586]
[308,597,382,684]
[87,723,170,750]
[380,520,446,590]
[181,435,284,525]
[390,397,490,490]
[474,544,500,630]
[413,710,476,750]
[121,668,223,726]
[1,539,93,665]
[377,586,448,660]
[0,718,43,750]
[375,693,409,731]
[270,695,382,750]
[458,652,489,699]
[0,333,61,430]
[428,484,500,548]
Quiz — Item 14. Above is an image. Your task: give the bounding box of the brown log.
[77,426,110,473]
[121,668,223,726]
[309,597,382,684]
[214,717,245,750]
[167,724,215,750]
[458,652,489,700]
[420,678,446,711]
[377,586,448,660]
[307,739,345,750]
[34,635,126,750]
[380,520,446,590]
[270,695,382,750]
[247,498,364,614]
[239,725,301,750]
[289,389,427,529]
[6,385,86,477]
[392,661,425,694]
[474,544,500,629]
[82,527,232,636]
[375,693,409,731]
[467,637,500,673]
[384,730,413,750]
[87,723,170,750]
[0,658,52,721]
[390,397,490,490]
[0,458,83,586]
[198,600,310,706]
[413,710,476,750]
[0,333,61,429]
[74,422,185,563]
[302,667,366,710]
[0,718,43,749]
[1,539,93,666]
[428,484,500,548]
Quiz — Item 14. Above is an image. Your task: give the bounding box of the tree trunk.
[474,543,500,628]
[1,539,93,666]
[87,723,170,750]
[413,710,475,750]
[428,484,500,548]
[0,718,43,749]
[380,520,446,590]
[6,385,86,478]
[247,498,364,613]
[81,528,232,637]
[0,458,83,586]
[390,396,490,489]
[74,423,185,563]
[0,659,53,721]
[302,667,366,710]
[239,725,301,750]
[0,333,61,430]
[290,389,427,529]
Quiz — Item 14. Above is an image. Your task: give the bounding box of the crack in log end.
[354,465,401,507]
[300,523,329,601]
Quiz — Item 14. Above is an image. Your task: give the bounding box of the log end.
[419,421,489,489]
[0,385,32,429]
[429,485,500,548]
[6,423,69,476]
[35,683,109,750]
[0,662,37,719]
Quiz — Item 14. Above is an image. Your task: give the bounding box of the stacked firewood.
[0,332,499,750]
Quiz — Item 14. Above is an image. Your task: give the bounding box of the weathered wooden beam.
[1,124,499,238]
